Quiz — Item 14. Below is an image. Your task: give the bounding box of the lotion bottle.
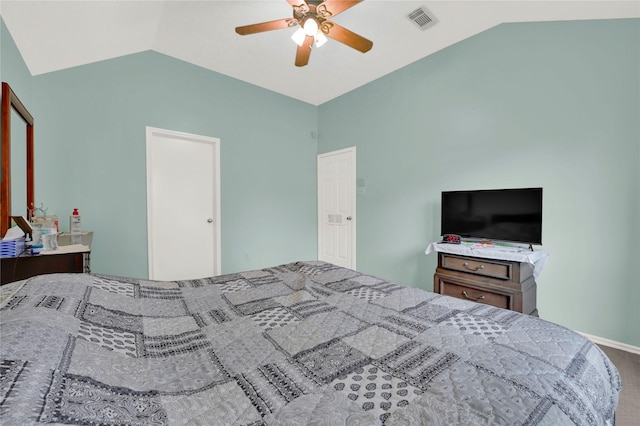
[70,208,82,234]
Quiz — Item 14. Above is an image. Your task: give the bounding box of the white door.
[146,127,221,281]
[317,147,356,269]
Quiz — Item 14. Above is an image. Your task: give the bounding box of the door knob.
[346,216,352,221]
[207,218,214,223]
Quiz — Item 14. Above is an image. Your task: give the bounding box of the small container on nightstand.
[70,208,82,234]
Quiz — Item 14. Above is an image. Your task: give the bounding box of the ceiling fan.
[235,0,373,67]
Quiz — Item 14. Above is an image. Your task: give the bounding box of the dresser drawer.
[441,254,512,280]
[437,279,510,310]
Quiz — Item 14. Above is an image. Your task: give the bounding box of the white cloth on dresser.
[425,240,549,278]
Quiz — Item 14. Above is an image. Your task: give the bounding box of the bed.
[0,261,620,425]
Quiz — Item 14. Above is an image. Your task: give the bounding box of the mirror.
[1,82,34,237]
[11,108,27,219]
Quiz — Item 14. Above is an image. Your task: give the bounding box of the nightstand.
[0,232,93,285]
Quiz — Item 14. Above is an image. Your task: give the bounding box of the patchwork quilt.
[0,261,620,425]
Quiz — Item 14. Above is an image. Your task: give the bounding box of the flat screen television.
[441,188,543,245]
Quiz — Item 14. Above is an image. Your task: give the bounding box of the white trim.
[577,331,640,355]
[317,146,356,270]
[145,126,221,278]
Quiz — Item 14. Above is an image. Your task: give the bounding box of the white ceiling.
[1,1,638,105]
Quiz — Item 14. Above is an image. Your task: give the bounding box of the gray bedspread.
[0,261,620,425]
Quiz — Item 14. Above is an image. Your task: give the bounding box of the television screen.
[441,188,542,245]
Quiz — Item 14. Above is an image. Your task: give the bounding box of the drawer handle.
[463,262,484,271]
[462,291,486,301]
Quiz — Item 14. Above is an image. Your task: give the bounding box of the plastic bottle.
[24,234,32,256]
[70,208,82,234]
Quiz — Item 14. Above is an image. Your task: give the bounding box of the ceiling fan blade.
[235,19,295,35]
[295,35,314,67]
[321,22,372,53]
[288,0,310,17]
[317,0,363,18]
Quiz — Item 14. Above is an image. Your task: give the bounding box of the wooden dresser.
[1,232,93,285]
[434,252,538,316]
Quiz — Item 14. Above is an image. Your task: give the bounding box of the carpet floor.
[598,344,640,426]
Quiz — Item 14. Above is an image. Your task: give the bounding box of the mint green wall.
[318,18,640,346]
[30,52,318,277]
[0,20,31,103]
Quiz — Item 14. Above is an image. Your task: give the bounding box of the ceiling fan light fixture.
[236,0,372,67]
[291,27,306,46]
[314,31,327,48]
[303,17,318,36]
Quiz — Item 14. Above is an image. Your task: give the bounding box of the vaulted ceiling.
[1,1,638,105]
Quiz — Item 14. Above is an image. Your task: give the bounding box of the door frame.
[317,146,356,269]
[146,126,221,278]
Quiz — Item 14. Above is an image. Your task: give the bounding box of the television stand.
[425,242,548,316]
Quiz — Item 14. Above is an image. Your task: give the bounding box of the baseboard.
[577,331,640,355]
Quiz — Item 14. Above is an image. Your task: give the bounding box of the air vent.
[408,7,436,30]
